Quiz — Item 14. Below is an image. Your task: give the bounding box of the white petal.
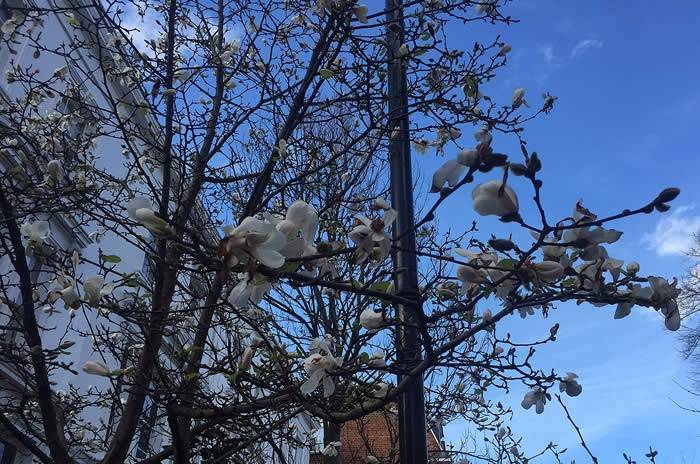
[126,197,152,219]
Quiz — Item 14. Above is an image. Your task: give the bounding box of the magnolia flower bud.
[512,87,527,109]
[497,44,512,56]
[626,261,640,274]
[471,181,519,217]
[82,360,111,377]
[240,346,255,370]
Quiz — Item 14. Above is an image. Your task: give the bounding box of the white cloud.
[642,205,700,256]
[121,5,161,54]
[570,38,603,58]
[539,44,555,63]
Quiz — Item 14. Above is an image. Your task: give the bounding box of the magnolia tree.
[0,0,683,463]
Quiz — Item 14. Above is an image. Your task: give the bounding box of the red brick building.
[310,410,449,464]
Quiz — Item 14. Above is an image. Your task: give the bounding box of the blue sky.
[421,1,700,462]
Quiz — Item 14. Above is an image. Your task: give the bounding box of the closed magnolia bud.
[626,261,640,274]
[655,187,680,204]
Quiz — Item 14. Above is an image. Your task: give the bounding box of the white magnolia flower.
[559,372,582,397]
[353,4,369,23]
[368,350,387,368]
[20,220,50,249]
[472,180,519,217]
[431,159,465,192]
[1,12,24,35]
[300,352,342,397]
[371,382,390,398]
[126,197,174,237]
[46,159,65,184]
[360,309,385,331]
[533,261,565,282]
[54,65,69,80]
[497,43,512,56]
[350,209,397,266]
[512,87,528,108]
[371,197,391,211]
[82,360,111,377]
[322,441,341,457]
[266,200,318,259]
[521,386,547,414]
[412,138,429,155]
[626,261,640,275]
[221,216,287,268]
[228,274,272,308]
[456,265,486,294]
[240,346,255,370]
[83,276,114,307]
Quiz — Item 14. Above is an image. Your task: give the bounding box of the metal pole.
[385,1,428,464]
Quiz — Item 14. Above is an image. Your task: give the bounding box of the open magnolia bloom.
[265,200,318,259]
[352,4,368,23]
[49,273,80,309]
[126,197,174,237]
[349,208,397,266]
[456,264,487,294]
[471,180,519,217]
[20,220,50,252]
[220,216,287,269]
[648,276,682,330]
[521,386,548,414]
[300,352,343,398]
[228,273,273,308]
[559,372,583,397]
[82,276,114,307]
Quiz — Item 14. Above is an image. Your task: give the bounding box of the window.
[0,439,16,464]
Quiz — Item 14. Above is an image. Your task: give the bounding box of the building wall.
[310,411,443,464]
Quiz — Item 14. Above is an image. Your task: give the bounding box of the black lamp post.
[385,1,428,463]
